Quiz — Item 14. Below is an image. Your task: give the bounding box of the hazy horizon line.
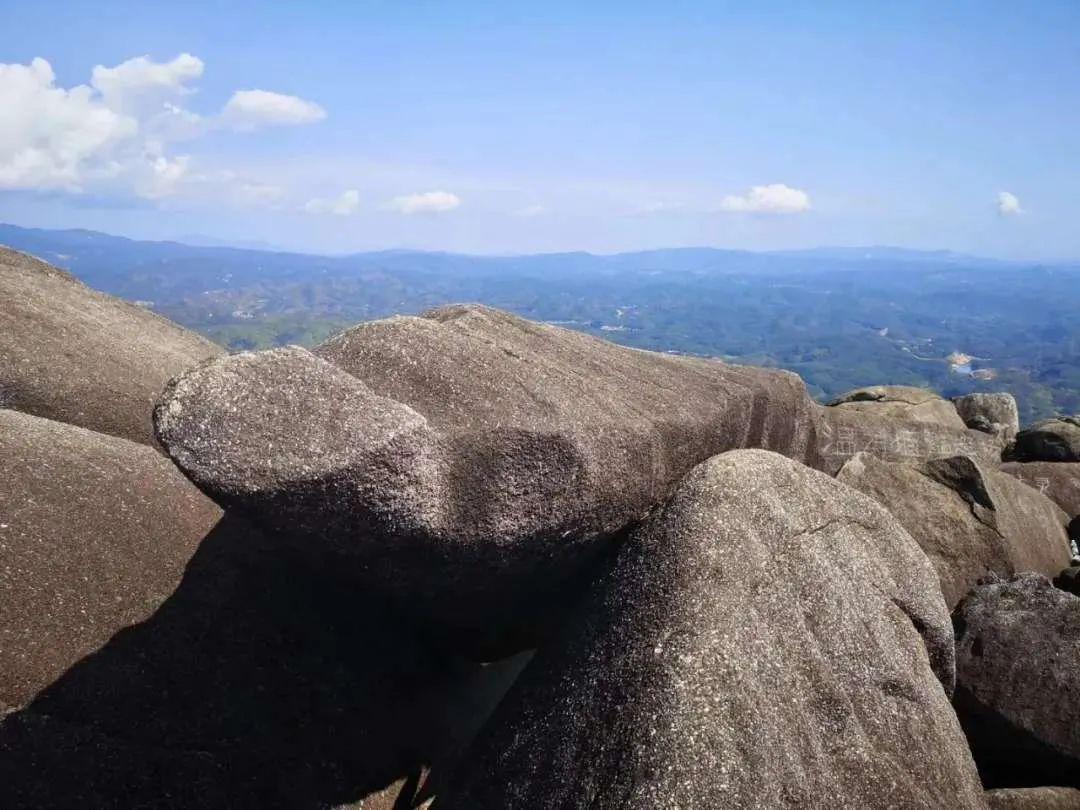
[3,221,1077,266]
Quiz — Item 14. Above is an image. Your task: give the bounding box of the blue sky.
[1,0,1077,257]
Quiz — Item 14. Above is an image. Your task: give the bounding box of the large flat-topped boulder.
[837,453,1071,608]
[815,402,1002,474]
[1009,416,1080,463]
[0,408,222,711]
[0,246,221,447]
[314,304,818,455]
[437,451,984,809]
[156,306,823,653]
[953,573,1080,789]
[827,384,967,429]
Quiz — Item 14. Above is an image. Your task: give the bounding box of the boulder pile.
[438,451,984,809]
[2,249,1078,807]
[837,452,1070,607]
[153,304,827,654]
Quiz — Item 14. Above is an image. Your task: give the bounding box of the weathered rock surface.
[437,450,984,810]
[0,246,221,447]
[0,505,529,808]
[953,573,1080,789]
[156,305,825,653]
[986,788,1080,810]
[1000,462,1080,520]
[954,393,1020,440]
[1008,417,1080,463]
[0,408,222,710]
[827,384,967,429]
[814,402,1002,475]
[837,453,1071,608]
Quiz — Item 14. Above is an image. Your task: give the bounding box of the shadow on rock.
[954,685,1080,790]
[0,514,521,809]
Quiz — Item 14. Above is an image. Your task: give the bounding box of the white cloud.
[387,190,462,214]
[0,54,325,204]
[997,191,1024,216]
[150,102,206,141]
[304,189,360,216]
[222,89,326,130]
[136,154,192,199]
[0,58,137,191]
[90,53,204,115]
[719,183,811,214]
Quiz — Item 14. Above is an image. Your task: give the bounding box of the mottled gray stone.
[155,345,442,546]
[1009,417,1080,463]
[156,306,824,653]
[0,408,222,711]
[1001,462,1080,520]
[437,450,984,810]
[986,788,1080,810]
[954,573,1080,789]
[827,384,967,429]
[954,393,1020,441]
[0,246,221,448]
[837,453,1071,608]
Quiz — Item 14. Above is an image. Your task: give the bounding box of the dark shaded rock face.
[837,453,1071,609]
[1000,462,1080,521]
[814,402,1002,475]
[0,246,221,448]
[1009,417,1080,463]
[437,451,984,810]
[0,513,527,808]
[986,788,1080,809]
[953,573,1080,789]
[0,408,222,711]
[827,384,967,429]
[954,393,1020,440]
[1056,566,1080,597]
[155,305,825,654]
[0,406,528,808]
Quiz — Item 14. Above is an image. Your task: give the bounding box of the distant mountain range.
[2,222,1079,423]
[0,222,1046,277]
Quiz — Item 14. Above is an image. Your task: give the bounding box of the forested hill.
[2,222,1078,423]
